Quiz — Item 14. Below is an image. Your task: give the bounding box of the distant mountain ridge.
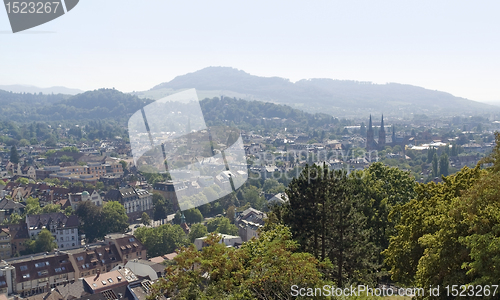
[149,67,498,118]
[0,84,83,95]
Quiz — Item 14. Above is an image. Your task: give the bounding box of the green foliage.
[76,201,103,242]
[262,178,285,194]
[15,177,29,185]
[206,216,238,236]
[134,224,189,257]
[60,155,74,162]
[23,229,57,255]
[64,206,74,217]
[61,146,79,153]
[25,197,41,216]
[119,160,127,170]
[10,146,19,164]
[275,163,387,286]
[384,133,500,294]
[76,200,129,243]
[149,225,332,300]
[2,212,21,225]
[183,208,203,224]
[152,192,171,221]
[226,205,236,223]
[41,203,62,214]
[188,223,208,242]
[141,212,151,226]
[102,201,129,233]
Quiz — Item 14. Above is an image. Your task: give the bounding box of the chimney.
[93,270,100,281]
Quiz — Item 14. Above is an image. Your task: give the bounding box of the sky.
[1,1,500,103]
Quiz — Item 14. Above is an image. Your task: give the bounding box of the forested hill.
[148,66,498,118]
[200,97,334,130]
[0,88,333,129]
[0,88,153,122]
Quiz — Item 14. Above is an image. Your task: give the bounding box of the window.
[107,278,113,283]
[77,256,84,261]
[22,274,30,279]
[20,265,28,271]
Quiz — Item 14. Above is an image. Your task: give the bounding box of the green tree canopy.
[188,223,208,242]
[102,201,129,234]
[141,212,151,226]
[10,146,19,164]
[149,225,332,300]
[206,216,238,236]
[134,224,189,257]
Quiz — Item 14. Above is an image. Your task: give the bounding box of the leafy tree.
[60,155,73,162]
[149,225,332,300]
[23,229,57,255]
[41,203,62,214]
[24,197,41,216]
[35,229,57,252]
[73,182,84,188]
[188,223,208,242]
[102,201,129,233]
[183,208,203,224]
[226,205,236,224]
[10,146,19,164]
[2,212,21,225]
[134,224,189,257]
[360,162,417,264]
[18,139,29,147]
[76,201,104,242]
[119,160,127,170]
[262,178,285,194]
[64,206,74,217]
[206,216,238,236]
[141,212,151,226]
[152,192,171,221]
[15,177,29,185]
[95,181,105,191]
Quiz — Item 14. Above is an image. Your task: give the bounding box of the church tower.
[366,115,376,150]
[378,115,386,149]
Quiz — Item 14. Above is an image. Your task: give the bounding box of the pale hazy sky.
[1,1,499,103]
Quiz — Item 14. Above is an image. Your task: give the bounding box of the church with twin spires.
[366,115,405,151]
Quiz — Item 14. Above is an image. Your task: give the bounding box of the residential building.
[0,229,11,260]
[0,198,25,223]
[26,213,80,249]
[235,207,266,242]
[9,252,76,296]
[104,234,147,264]
[106,187,153,222]
[65,243,122,279]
